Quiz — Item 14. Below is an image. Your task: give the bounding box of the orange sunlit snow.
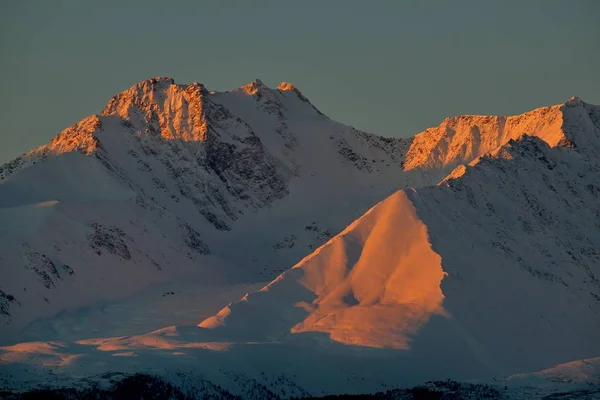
[290,191,447,348]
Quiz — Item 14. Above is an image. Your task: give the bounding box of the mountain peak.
[101,76,212,142]
[131,76,176,91]
[277,82,298,91]
[239,79,269,95]
[191,81,207,89]
[149,76,175,84]
[277,81,305,97]
[275,81,324,115]
[403,104,569,171]
[565,96,584,107]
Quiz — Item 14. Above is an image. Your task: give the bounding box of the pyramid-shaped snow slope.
[200,98,600,377]
[200,190,448,349]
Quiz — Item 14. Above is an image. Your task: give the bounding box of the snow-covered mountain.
[1,77,599,397]
[0,77,413,341]
[0,77,595,342]
[196,95,600,378]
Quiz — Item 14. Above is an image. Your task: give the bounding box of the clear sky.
[1,0,599,164]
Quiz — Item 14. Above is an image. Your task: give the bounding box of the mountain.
[0,77,412,341]
[197,96,600,378]
[0,78,593,343]
[0,77,598,396]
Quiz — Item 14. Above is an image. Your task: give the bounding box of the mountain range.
[0,78,598,398]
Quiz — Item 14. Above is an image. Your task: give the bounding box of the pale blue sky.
[1,0,599,163]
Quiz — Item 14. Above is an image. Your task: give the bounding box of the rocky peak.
[101,77,212,142]
[240,79,268,95]
[403,103,569,171]
[559,97,600,153]
[565,96,583,108]
[126,77,177,95]
[276,81,324,116]
[276,82,297,92]
[277,81,306,101]
[235,79,291,117]
[0,115,104,180]
[190,81,209,94]
[45,115,103,155]
[150,76,175,85]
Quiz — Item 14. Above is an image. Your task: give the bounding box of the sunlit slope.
[403,97,582,171]
[200,190,446,348]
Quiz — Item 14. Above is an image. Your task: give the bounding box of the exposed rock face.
[0,115,103,181]
[403,103,570,171]
[99,77,291,230]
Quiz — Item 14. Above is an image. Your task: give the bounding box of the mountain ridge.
[1,76,590,181]
[3,124,598,395]
[0,76,597,349]
[0,78,599,396]
[195,123,600,380]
